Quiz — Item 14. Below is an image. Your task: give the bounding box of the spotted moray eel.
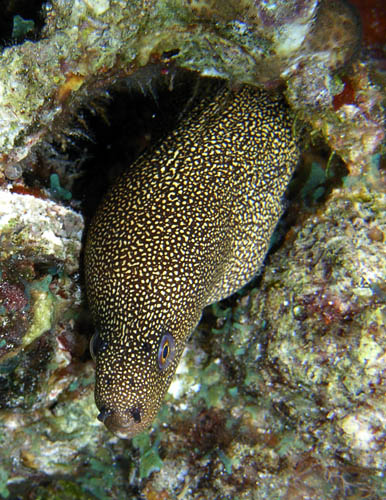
[85,84,299,438]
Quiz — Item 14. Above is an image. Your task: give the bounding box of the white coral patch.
[0,190,84,273]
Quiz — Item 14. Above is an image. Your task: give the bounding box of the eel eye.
[157,333,176,370]
[90,330,104,360]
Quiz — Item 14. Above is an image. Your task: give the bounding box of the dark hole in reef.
[268,141,349,255]
[73,68,213,220]
[0,0,46,47]
[48,400,58,412]
[161,48,180,60]
[33,260,65,280]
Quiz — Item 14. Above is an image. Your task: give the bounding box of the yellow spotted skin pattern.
[85,85,299,438]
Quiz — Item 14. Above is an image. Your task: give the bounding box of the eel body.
[85,85,299,438]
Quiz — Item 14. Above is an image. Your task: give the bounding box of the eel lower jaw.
[97,406,150,439]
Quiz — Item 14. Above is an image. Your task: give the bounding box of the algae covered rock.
[249,183,386,469]
[1,0,382,175]
[0,190,85,445]
[0,189,123,497]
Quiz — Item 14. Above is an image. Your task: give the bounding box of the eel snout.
[97,404,147,438]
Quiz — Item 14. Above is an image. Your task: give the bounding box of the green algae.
[12,15,35,39]
[22,290,53,347]
[0,468,9,499]
[200,382,226,408]
[77,457,116,500]
[50,174,72,201]
[217,449,233,474]
[27,275,53,293]
[139,448,164,479]
[35,480,94,500]
[132,432,163,479]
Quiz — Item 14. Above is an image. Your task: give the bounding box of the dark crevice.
[0,0,46,47]
[73,69,209,220]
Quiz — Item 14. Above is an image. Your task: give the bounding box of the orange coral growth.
[57,73,85,102]
[10,184,47,199]
[333,76,356,110]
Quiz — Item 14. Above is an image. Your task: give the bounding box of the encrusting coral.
[0,0,382,174]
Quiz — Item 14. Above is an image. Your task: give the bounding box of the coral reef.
[2,172,383,499]
[0,189,85,427]
[0,0,385,498]
[0,0,383,173]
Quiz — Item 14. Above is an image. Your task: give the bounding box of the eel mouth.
[97,405,149,439]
